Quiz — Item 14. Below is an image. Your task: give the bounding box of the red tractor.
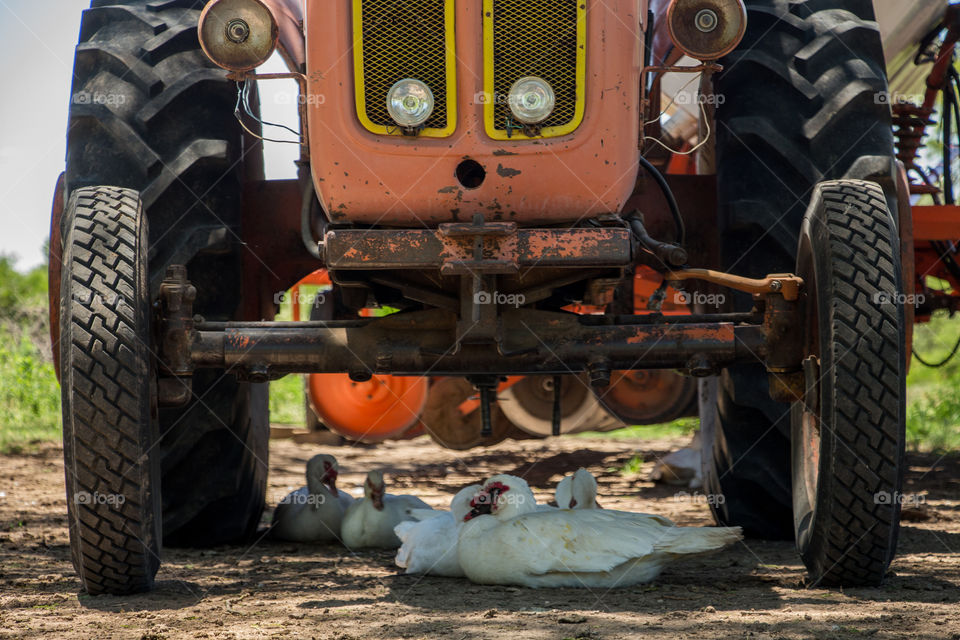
[50,0,937,594]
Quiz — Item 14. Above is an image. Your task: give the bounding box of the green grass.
[0,255,61,453]
[906,310,960,452]
[614,454,645,477]
[270,374,306,426]
[574,416,698,440]
[0,330,61,453]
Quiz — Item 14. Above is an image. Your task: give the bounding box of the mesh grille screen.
[359,0,448,130]
[491,0,580,131]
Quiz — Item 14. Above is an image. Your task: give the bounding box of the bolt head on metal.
[226,18,251,43]
[770,280,783,291]
[695,8,719,32]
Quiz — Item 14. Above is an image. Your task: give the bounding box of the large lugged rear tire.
[792,180,905,586]
[704,0,897,539]
[65,0,268,546]
[61,187,161,595]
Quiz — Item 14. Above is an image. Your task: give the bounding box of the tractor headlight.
[508,77,555,125]
[386,79,435,128]
[198,0,279,72]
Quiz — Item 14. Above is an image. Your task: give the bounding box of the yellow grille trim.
[483,0,587,141]
[352,0,457,138]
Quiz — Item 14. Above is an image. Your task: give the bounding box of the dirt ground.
[1,434,959,640]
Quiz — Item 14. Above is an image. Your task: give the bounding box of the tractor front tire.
[61,187,161,595]
[792,180,905,586]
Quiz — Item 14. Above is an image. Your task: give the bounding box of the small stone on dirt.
[558,614,587,624]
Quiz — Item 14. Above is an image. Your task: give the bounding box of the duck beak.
[371,490,384,511]
[324,472,339,497]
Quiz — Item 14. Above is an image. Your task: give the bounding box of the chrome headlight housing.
[508,76,555,125]
[386,79,435,128]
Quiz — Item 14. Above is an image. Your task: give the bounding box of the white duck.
[650,431,703,488]
[457,474,741,588]
[394,484,481,577]
[555,468,601,509]
[341,470,431,549]
[271,454,354,543]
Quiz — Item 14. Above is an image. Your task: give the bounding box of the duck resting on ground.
[271,454,354,543]
[555,467,601,509]
[457,474,742,588]
[650,431,703,488]
[342,470,431,549]
[394,484,481,577]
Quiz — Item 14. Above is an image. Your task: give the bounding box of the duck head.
[306,454,340,503]
[451,484,484,525]
[570,467,598,509]
[364,470,386,510]
[472,474,537,520]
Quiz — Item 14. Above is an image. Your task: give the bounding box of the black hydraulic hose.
[301,175,324,260]
[638,153,686,247]
[947,65,960,204]
[628,217,688,267]
[944,70,954,204]
[913,332,960,368]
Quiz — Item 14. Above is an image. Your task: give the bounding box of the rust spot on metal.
[438,186,459,194]
[625,323,735,344]
[231,334,253,350]
[496,164,522,178]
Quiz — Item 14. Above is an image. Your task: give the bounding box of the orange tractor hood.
[303,0,645,226]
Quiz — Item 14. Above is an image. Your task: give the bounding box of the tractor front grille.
[485,0,586,140]
[353,0,455,137]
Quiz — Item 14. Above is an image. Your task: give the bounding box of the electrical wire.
[636,153,685,247]
[644,73,701,126]
[233,81,305,145]
[643,98,712,156]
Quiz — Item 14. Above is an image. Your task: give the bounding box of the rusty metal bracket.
[158,265,197,407]
[665,269,803,301]
[642,62,723,77]
[440,215,520,275]
[323,225,633,272]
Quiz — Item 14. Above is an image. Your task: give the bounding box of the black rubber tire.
[704,0,897,539]
[792,180,905,586]
[65,0,268,547]
[699,375,795,539]
[61,187,161,595]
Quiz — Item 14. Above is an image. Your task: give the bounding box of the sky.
[0,0,299,272]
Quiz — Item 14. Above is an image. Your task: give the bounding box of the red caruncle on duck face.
[322,461,338,496]
[464,481,511,520]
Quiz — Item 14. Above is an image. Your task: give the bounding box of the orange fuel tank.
[303,0,646,226]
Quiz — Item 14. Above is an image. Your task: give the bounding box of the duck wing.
[491,510,667,576]
[394,512,462,576]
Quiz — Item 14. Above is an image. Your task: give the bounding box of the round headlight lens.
[508,77,555,125]
[386,79,435,128]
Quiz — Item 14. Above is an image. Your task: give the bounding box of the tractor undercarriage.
[157,215,808,435]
